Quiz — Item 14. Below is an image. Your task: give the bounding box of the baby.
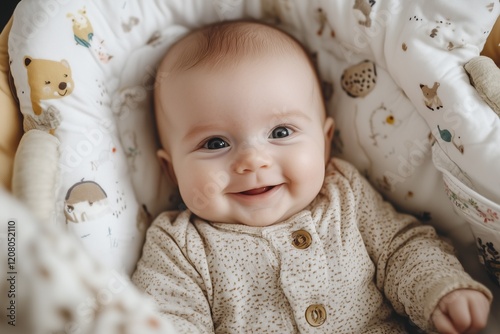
[132,21,492,333]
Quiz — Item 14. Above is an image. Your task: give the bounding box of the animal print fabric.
[8,0,500,284]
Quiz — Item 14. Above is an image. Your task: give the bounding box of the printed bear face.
[24,57,74,115]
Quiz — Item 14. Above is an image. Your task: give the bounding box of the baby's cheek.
[178,166,225,213]
[178,177,204,211]
[291,144,324,172]
[287,147,325,189]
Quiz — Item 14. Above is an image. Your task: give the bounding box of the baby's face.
[157,52,333,227]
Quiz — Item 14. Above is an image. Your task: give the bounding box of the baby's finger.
[432,308,458,334]
[446,300,472,333]
[467,298,490,332]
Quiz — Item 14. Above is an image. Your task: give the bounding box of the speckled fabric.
[132,158,492,333]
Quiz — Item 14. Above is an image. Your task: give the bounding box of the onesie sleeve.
[131,211,215,334]
[333,159,492,331]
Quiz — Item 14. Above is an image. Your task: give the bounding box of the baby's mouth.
[240,186,275,196]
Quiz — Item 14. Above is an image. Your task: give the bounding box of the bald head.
[161,20,309,73]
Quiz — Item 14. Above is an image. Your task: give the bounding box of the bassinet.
[1,0,500,333]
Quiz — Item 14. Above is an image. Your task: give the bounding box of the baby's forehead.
[159,21,307,74]
[155,22,325,127]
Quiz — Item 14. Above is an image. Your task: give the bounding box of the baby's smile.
[229,184,284,202]
[239,185,276,196]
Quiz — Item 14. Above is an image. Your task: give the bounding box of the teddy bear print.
[341,60,377,98]
[67,6,94,48]
[64,180,111,223]
[420,82,443,111]
[24,56,74,116]
[353,0,375,28]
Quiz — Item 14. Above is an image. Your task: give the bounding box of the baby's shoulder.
[321,157,381,206]
[152,210,190,227]
[325,157,364,184]
[147,210,200,244]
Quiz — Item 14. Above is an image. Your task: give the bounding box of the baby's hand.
[431,289,490,334]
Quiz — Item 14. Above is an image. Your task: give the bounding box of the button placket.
[265,217,330,330]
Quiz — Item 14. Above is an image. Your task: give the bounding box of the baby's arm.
[132,211,214,334]
[432,289,490,334]
[335,159,493,332]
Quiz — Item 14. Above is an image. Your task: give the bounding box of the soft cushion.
[8,0,500,278]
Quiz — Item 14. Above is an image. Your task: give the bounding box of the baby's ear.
[323,117,335,161]
[157,149,177,185]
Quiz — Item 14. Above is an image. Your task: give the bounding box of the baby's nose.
[232,146,272,174]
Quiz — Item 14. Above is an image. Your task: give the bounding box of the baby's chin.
[204,207,309,227]
[188,187,319,227]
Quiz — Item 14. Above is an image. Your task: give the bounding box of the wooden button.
[305,304,327,327]
[291,230,312,249]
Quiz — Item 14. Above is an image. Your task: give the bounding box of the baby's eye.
[203,137,229,150]
[270,126,293,139]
